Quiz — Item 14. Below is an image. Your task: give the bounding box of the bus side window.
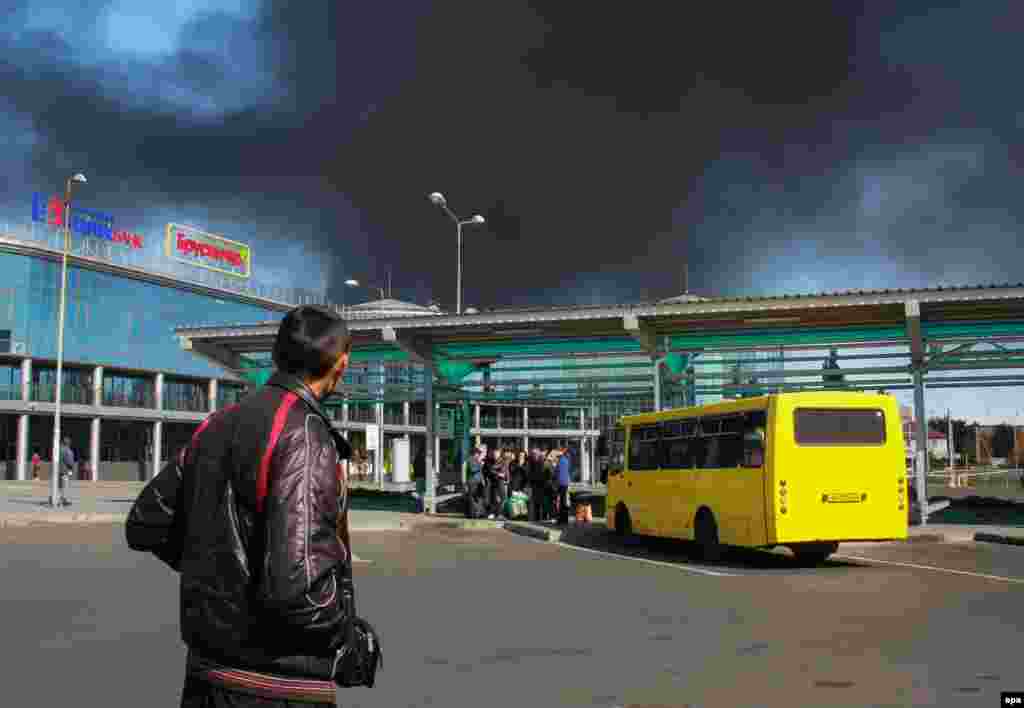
[743,411,767,468]
[629,424,659,471]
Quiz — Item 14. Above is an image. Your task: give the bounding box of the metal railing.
[102,391,157,409]
[163,396,209,413]
[32,383,94,405]
[349,407,377,423]
[526,417,581,430]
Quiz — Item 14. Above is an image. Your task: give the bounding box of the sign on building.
[166,223,251,278]
[32,193,144,249]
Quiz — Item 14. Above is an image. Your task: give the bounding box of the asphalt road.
[4,523,1024,708]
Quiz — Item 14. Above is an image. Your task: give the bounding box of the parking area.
[4,521,1023,707]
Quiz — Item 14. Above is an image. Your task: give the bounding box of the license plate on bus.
[822,492,863,504]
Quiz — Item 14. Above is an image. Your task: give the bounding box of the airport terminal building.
[0,199,628,482]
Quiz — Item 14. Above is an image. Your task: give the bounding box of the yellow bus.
[606,392,908,564]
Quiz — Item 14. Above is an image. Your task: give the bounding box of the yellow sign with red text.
[165,223,251,278]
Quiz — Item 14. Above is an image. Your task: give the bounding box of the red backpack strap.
[256,393,300,513]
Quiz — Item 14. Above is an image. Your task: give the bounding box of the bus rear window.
[794,408,886,445]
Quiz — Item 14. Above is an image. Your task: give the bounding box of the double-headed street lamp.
[344,273,391,301]
[51,172,87,508]
[427,192,485,316]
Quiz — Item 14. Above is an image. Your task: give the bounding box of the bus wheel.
[792,542,839,565]
[694,509,722,562]
[614,504,633,539]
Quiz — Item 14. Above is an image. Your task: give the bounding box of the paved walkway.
[4,480,1024,546]
[0,481,427,531]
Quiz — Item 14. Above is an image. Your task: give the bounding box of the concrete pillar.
[474,404,481,447]
[151,420,162,479]
[403,400,410,426]
[155,373,164,410]
[208,378,218,413]
[20,358,31,401]
[523,407,529,431]
[424,366,435,514]
[342,401,349,423]
[522,435,529,452]
[16,414,29,480]
[93,365,103,407]
[90,417,100,481]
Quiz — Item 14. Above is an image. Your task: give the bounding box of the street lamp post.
[344,274,390,300]
[51,173,87,508]
[427,192,485,315]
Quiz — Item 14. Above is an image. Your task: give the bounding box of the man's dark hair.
[273,305,353,379]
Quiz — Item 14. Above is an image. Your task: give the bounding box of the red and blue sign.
[31,193,144,249]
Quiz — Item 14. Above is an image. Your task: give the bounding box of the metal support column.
[906,300,929,526]
[912,369,929,526]
[403,400,410,445]
[342,402,349,423]
[474,404,481,447]
[424,367,435,514]
[90,417,100,481]
[652,357,662,412]
[434,402,441,493]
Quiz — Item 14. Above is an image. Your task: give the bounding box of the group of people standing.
[466,444,573,524]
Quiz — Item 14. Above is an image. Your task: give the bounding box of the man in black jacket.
[127,305,369,706]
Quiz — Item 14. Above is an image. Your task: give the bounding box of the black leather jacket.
[127,373,353,678]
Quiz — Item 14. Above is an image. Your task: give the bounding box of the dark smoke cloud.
[1,1,1022,310]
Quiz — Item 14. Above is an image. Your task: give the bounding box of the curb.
[504,522,557,542]
[440,519,505,531]
[974,532,1024,546]
[0,512,127,528]
[906,533,948,543]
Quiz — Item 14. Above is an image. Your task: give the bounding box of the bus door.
[626,423,660,534]
[739,411,770,547]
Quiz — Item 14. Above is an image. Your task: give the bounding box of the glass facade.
[0,250,282,377]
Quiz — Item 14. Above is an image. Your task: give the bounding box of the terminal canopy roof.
[175,283,1024,398]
